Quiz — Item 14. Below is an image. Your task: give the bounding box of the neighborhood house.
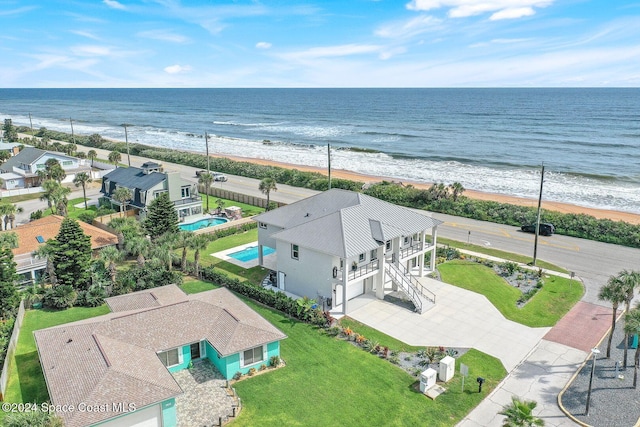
[100,162,202,220]
[253,189,442,315]
[34,285,287,427]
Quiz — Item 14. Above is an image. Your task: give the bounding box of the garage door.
[347,280,364,300]
[98,404,161,427]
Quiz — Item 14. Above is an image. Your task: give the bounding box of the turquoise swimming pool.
[179,217,229,231]
[228,246,275,262]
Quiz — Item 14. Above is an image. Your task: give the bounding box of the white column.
[342,264,348,314]
[376,246,385,300]
[258,244,264,266]
[430,226,438,271]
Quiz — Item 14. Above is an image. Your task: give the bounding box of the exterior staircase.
[384,262,436,314]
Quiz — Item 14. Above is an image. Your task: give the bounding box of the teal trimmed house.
[34,285,286,427]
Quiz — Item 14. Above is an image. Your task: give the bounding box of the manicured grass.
[180,278,220,294]
[3,305,110,404]
[231,299,506,426]
[438,237,568,273]
[339,318,423,352]
[438,260,583,327]
[200,195,263,217]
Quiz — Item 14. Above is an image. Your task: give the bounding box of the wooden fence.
[198,186,286,209]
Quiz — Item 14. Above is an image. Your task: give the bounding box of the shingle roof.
[105,285,187,313]
[3,215,118,257]
[254,189,442,258]
[35,285,286,427]
[0,147,78,173]
[102,167,167,192]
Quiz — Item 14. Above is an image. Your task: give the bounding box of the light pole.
[69,117,76,144]
[120,123,132,167]
[532,164,545,266]
[585,347,600,415]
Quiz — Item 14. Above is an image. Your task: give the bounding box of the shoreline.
[212,153,640,225]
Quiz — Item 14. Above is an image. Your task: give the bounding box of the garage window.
[158,348,181,367]
[241,345,265,367]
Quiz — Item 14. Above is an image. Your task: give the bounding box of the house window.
[359,253,365,262]
[385,240,391,251]
[181,187,190,198]
[242,345,265,367]
[404,236,410,245]
[36,164,45,170]
[370,250,377,261]
[259,222,267,229]
[158,348,181,367]
[291,244,299,260]
[154,190,168,199]
[62,161,72,166]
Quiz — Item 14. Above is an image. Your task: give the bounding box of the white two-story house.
[253,189,443,315]
[100,161,202,220]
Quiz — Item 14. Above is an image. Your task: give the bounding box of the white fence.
[0,187,43,198]
[0,300,26,401]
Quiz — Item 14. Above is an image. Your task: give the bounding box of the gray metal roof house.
[253,189,442,315]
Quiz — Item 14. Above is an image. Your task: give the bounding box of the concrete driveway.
[349,277,550,372]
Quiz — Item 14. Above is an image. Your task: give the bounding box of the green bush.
[43,285,77,309]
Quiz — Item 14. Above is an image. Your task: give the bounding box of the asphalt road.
[11,146,640,307]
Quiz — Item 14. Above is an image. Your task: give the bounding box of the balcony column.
[342,263,349,315]
[376,246,385,300]
[430,226,438,271]
[258,244,264,266]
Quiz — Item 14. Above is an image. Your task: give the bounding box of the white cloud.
[406,0,552,19]
[137,30,190,44]
[490,7,535,20]
[256,42,272,49]
[103,0,126,10]
[164,64,192,74]
[375,15,442,39]
[0,6,37,16]
[279,44,382,61]
[69,30,101,40]
[71,45,112,57]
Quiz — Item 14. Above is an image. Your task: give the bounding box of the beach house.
[100,161,202,220]
[0,147,90,190]
[253,189,442,315]
[2,215,118,286]
[34,285,287,427]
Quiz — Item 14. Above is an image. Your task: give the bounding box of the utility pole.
[120,123,132,167]
[327,143,331,190]
[28,112,34,136]
[205,132,210,173]
[532,164,545,266]
[69,117,75,144]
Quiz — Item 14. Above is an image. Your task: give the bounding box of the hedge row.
[21,127,640,248]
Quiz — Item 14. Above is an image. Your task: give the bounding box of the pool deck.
[212,242,277,269]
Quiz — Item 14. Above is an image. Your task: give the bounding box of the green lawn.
[181,228,268,285]
[200,195,264,217]
[438,237,568,273]
[231,299,506,426]
[438,260,583,327]
[338,318,423,353]
[180,278,220,294]
[3,305,110,404]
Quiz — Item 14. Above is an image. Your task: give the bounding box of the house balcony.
[335,259,380,283]
[14,253,46,273]
[173,196,202,206]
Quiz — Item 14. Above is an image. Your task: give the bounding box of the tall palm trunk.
[181,247,188,271]
[82,183,88,209]
[608,302,619,358]
[625,299,632,368]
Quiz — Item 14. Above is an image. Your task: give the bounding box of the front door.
[190,342,201,360]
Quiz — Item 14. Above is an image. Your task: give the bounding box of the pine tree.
[51,218,93,291]
[143,193,179,240]
[0,246,19,320]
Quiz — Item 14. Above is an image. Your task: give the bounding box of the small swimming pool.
[228,246,275,262]
[179,217,229,231]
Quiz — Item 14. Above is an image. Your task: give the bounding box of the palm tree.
[125,236,150,267]
[99,246,123,288]
[215,198,226,215]
[150,242,175,272]
[40,180,71,215]
[34,243,57,285]
[198,172,214,213]
[87,150,97,167]
[599,276,628,358]
[499,396,544,427]
[108,150,122,167]
[624,305,640,388]
[75,151,86,159]
[0,203,11,231]
[112,187,133,214]
[189,234,212,277]
[6,204,23,229]
[0,232,18,249]
[172,231,194,271]
[449,182,465,201]
[63,143,77,156]
[73,172,93,210]
[259,177,278,211]
[618,269,640,368]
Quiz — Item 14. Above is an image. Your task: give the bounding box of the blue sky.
[1,0,639,87]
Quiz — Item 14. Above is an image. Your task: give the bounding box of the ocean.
[1,88,638,213]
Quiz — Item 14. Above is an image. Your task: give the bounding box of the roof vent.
[304,213,310,217]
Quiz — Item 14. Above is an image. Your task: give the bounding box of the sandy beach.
[215,153,640,225]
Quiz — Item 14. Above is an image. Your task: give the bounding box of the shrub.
[77,211,97,224]
[270,355,281,367]
[233,371,242,380]
[388,355,400,365]
[248,367,257,376]
[30,210,44,221]
[43,285,77,309]
[501,261,519,276]
[325,326,341,337]
[259,364,267,371]
[355,334,366,344]
[84,285,106,307]
[3,409,63,427]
